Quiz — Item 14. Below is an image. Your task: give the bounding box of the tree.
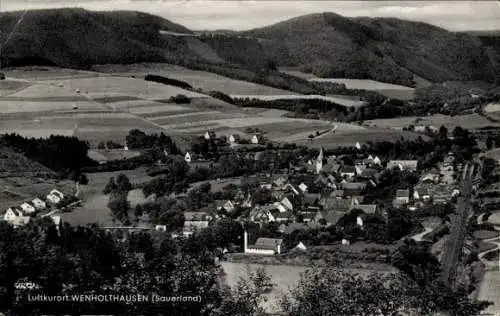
[116,173,132,192]
[103,177,118,194]
[108,192,130,224]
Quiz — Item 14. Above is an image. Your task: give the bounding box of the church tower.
[316,147,324,174]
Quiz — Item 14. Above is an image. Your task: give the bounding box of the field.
[484,103,500,113]
[92,63,296,95]
[5,66,102,80]
[293,128,427,148]
[280,68,415,100]
[478,270,500,315]
[60,169,153,227]
[365,114,499,130]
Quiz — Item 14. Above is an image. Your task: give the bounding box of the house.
[320,197,359,213]
[342,238,350,245]
[414,188,431,201]
[229,134,241,143]
[339,165,356,178]
[20,202,36,215]
[215,200,235,213]
[393,189,410,207]
[280,196,294,211]
[349,204,377,214]
[249,205,277,223]
[317,210,345,226]
[155,225,167,231]
[271,210,294,223]
[421,173,439,183]
[298,182,308,193]
[372,156,381,166]
[294,241,308,251]
[31,198,46,210]
[204,131,216,140]
[273,175,289,188]
[355,141,361,150]
[47,189,64,204]
[183,211,211,236]
[356,216,364,228]
[244,231,283,255]
[4,207,23,222]
[251,135,263,144]
[341,182,367,196]
[386,160,418,172]
[302,193,320,207]
[184,152,192,163]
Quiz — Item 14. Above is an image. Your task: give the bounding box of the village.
[1,128,468,261]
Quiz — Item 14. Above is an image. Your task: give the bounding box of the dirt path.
[411,227,433,242]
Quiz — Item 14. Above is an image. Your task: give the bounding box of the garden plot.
[128,104,194,115]
[153,112,246,127]
[0,99,103,113]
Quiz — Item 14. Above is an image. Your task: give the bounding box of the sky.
[1,0,500,31]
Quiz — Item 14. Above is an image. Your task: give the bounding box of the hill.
[0,8,201,68]
[214,13,499,86]
[0,9,498,89]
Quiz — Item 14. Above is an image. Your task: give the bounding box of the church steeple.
[316,147,324,174]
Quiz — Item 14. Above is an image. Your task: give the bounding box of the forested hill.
[0,9,499,87]
[231,13,500,86]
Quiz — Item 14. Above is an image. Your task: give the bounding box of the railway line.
[441,160,481,289]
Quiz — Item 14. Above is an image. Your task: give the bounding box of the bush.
[144,74,192,90]
[168,94,191,104]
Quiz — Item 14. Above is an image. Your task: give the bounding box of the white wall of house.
[21,203,36,214]
[245,248,275,255]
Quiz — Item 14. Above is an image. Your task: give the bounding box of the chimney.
[243,230,248,253]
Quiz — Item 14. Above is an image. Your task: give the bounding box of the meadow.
[279,68,415,100]
[365,114,498,130]
[92,63,296,95]
[60,169,153,226]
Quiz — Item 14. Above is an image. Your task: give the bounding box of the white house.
[155,225,167,232]
[251,135,263,144]
[342,238,350,245]
[414,188,431,201]
[204,131,216,140]
[244,231,283,255]
[298,182,308,193]
[20,202,36,215]
[229,134,241,144]
[47,189,64,204]
[184,152,192,163]
[356,216,364,228]
[373,156,381,166]
[316,148,324,174]
[355,142,361,150]
[31,198,46,210]
[4,207,22,222]
[51,215,62,229]
[386,160,418,172]
[124,141,129,151]
[294,241,307,251]
[280,197,294,211]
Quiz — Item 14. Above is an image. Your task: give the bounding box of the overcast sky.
[2,0,500,31]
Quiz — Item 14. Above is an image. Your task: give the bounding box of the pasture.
[4,66,102,80]
[293,128,427,149]
[42,76,207,100]
[485,103,500,113]
[0,80,32,96]
[92,63,296,95]
[61,169,153,226]
[365,114,498,130]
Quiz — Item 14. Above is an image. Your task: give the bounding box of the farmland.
[365,114,499,130]
[293,128,428,148]
[92,63,297,95]
[280,68,415,100]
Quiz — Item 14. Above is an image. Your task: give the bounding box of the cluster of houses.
[169,147,467,255]
[3,189,65,228]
